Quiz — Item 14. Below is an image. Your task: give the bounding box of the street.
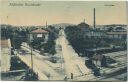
[17,46,64,80]
[58,30,93,80]
[16,30,94,80]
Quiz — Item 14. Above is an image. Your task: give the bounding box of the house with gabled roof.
[29,28,49,43]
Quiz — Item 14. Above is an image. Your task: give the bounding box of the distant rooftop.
[31,28,48,34]
[107,31,127,35]
[78,22,90,28]
[92,54,104,61]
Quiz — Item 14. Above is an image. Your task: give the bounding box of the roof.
[1,39,11,48]
[85,47,111,52]
[78,22,90,28]
[92,54,104,61]
[31,28,49,34]
[107,31,127,35]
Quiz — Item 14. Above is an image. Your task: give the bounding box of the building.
[29,28,49,43]
[107,31,127,40]
[77,22,91,32]
[113,26,126,32]
[92,54,107,67]
[1,39,11,72]
[77,22,107,38]
[85,30,107,38]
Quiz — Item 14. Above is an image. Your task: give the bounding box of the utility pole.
[31,46,33,71]
[94,8,96,28]
[28,33,34,77]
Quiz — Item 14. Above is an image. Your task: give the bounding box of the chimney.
[94,8,96,28]
[83,19,85,23]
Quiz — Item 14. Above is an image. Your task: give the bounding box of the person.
[47,73,51,80]
[71,73,73,79]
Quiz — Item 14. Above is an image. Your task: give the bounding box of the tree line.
[1,24,59,56]
[64,23,127,56]
[1,24,29,49]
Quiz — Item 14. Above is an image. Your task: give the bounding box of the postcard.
[0,0,127,81]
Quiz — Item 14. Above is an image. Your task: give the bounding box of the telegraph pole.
[31,46,33,71]
[28,33,34,76]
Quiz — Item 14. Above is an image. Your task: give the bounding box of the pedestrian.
[47,73,50,80]
[71,73,73,79]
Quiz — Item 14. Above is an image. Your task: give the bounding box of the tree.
[43,41,56,55]
[101,56,107,67]
[107,27,114,32]
[47,25,59,41]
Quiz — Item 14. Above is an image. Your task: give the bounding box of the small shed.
[92,54,107,67]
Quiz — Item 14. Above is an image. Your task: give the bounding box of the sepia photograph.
[0,0,127,81]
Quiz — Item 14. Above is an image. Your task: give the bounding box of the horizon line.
[0,23,127,27]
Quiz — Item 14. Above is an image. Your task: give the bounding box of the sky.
[0,1,127,26]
